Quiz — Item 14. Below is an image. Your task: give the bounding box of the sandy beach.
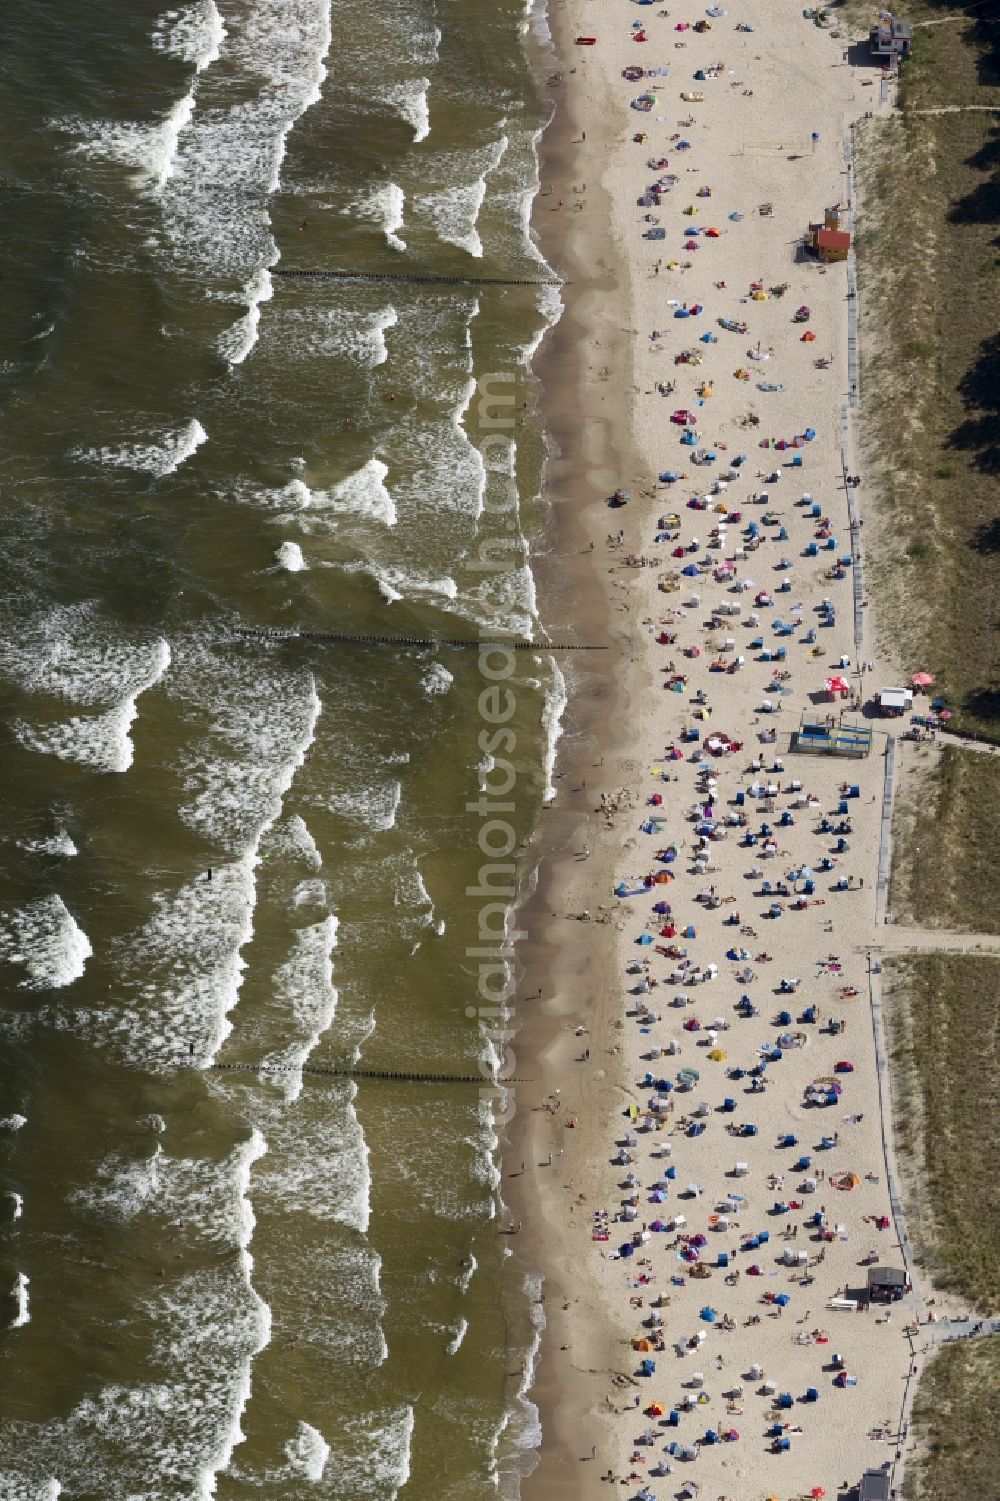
[509,3,942,1497]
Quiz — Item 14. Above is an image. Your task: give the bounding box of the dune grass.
[846,3,1000,737]
[889,744,1000,933]
[902,1336,1000,1501]
[884,955,1000,1308]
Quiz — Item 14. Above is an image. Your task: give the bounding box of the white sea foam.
[195,1128,270,1496]
[356,183,407,252]
[14,637,171,774]
[218,265,274,366]
[260,813,322,870]
[310,458,397,527]
[260,915,338,1101]
[75,418,207,477]
[70,1144,164,1223]
[422,182,487,256]
[524,282,564,366]
[113,857,253,1069]
[6,1192,23,1222]
[371,304,399,366]
[256,1086,370,1235]
[154,1,227,73]
[62,90,195,191]
[0,1115,27,1131]
[541,660,568,803]
[453,376,488,518]
[458,1252,478,1293]
[0,1132,271,1491]
[0,896,91,991]
[275,540,307,572]
[495,1268,544,1460]
[420,662,454,697]
[230,299,399,371]
[327,1407,414,1496]
[394,77,430,141]
[284,1422,330,1482]
[445,1317,468,1355]
[152,89,196,189]
[20,829,78,858]
[323,779,401,835]
[340,561,459,606]
[108,658,325,1068]
[291,878,326,907]
[415,136,507,258]
[10,1272,29,1328]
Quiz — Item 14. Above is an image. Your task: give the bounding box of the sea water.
[0,0,559,1495]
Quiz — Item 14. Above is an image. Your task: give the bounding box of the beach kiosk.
[867,1266,907,1305]
[878,685,913,718]
[858,1466,891,1501]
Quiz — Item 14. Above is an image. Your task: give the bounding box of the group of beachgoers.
[551,6,918,1497]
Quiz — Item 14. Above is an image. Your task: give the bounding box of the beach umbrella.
[803,427,817,439]
[911,671,935,685]
[939,708,953,719]
[705,227,721,237]
[801,330,817,342]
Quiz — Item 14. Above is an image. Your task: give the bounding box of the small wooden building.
[806,205,851,263]
[867,1266,907,1304]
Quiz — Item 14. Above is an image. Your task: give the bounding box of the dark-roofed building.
[870,13,912,61]
[867,1266,907,1303]
[858,1466,891,1501]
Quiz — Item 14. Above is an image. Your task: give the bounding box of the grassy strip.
[884,955,1000,1308]
[890,744,1000,933]
[847,3,1000,736]
[903,1336,1000,1501]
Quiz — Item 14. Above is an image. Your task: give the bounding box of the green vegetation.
[903,1337,1000,1501]
[847,1,1000,737]
[890,744,1000,933]
[884,955,1000,1307]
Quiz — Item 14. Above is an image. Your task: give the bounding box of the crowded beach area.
[516,3,938,1498]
